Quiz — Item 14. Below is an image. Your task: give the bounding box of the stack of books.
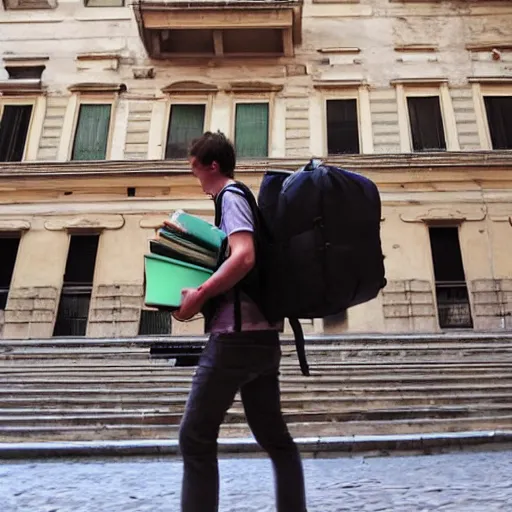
[143,210,227,310]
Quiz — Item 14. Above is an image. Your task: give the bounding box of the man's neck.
[209,177,234,197]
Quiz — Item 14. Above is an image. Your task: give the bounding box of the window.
[407,96,446,151]
[138,310,172,335]
[72,104,111,161]
[165,104,205,159]
[0,235,20,311]
[235,102,269,158]
[0,105,33,162]
[54,235,99,336]
[429,226,472,329]
[484,96,512,149]
[326,99,359,155]
[3,0,56,9]
[84,0,124,6]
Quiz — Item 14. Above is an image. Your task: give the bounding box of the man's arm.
[174,231,255,321]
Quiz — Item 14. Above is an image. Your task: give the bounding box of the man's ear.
[210,161,220,173]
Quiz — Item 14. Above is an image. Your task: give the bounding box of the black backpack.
[213,160,387,376]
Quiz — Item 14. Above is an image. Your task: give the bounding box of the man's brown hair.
[189,131,236,179]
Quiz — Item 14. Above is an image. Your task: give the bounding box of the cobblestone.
[2,450,512,511]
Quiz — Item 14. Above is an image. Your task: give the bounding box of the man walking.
[172,131,307,512]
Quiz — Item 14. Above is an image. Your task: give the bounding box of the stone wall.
[3,286,59,339]
[88,284,144,338]
[382,280,437,333]
[124,102,153,160]
[471,279,512,331]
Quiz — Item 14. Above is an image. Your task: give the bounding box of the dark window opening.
[407,96,446,151]
[127,187,136,197]
[138,310,171,336]
[165,104,205,159]
[160,29,215,55]
[53,235,99,337]
[326,99,360,155]
[429,226,473,329]
[0,105,33,162]
[5,65,45,80]
[0,235,20,310]
[484,96,512,149]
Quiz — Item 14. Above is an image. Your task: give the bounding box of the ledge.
[2,55,49,66]
[468,76,512,85]
[68,82,127,94]
[313,79,365,90]
[225,81,284,93]
[0,79,43,95]
[399,207,487,223]
[390,77,448,86]
[44,215,125,231]
[1,152,512,179]
[317,47,360,54]
[394,45,438,53]
[0,220,31,231]
[466,43,512,52]
[162,81,218,94]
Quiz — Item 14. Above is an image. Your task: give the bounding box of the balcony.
[134,0,303,59]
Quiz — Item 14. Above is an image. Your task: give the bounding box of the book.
[149,239,218,271]
[163,210,226,254]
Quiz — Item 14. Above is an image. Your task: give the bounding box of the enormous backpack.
[214,160,386,376]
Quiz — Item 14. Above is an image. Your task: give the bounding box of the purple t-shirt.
[207,184,282,334]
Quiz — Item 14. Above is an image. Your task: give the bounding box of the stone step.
[6,372,512,385]
[0,389,510,411]
[2,380,512,397]
[1,392,510,413]
[3,342,512,358]
[1,405,511,428]
[3,360,512,371]
[1,415,512,443]
[4,366,512,385]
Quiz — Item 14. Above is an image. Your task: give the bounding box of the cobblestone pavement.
[2,450,512,511]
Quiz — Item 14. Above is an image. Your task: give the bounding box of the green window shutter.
[72,104,111,161]
[235,103,269,158]
[165,104,205,159]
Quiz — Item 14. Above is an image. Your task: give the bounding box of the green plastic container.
[144,253,213,309]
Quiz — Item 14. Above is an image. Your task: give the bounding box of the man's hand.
[172,231,255,322]
[173,288,205,321]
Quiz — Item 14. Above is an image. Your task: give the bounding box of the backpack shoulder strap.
[213,182,256,333]
[289,318,310,377]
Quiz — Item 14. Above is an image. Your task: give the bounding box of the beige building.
[0,0,511,340]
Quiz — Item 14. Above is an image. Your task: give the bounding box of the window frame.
[0,96,44,162]
[0,232,21,312]
[232,99,271,159]
[53,232,101,337]
[394,81,459,153]
[162,98,211,160]
[60,94,117,162]
[472,82,512,150]
[311,83,373,156]
[325,96,361,156]
[406,95,447,152]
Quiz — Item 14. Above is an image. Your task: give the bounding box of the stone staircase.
[1,333,512,443]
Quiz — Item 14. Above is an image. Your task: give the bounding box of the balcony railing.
[435,281,473,329]
[53,286,92,337]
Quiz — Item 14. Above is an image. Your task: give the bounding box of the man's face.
[189,156,219,194]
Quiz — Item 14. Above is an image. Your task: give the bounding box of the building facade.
[0,0,511,340]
